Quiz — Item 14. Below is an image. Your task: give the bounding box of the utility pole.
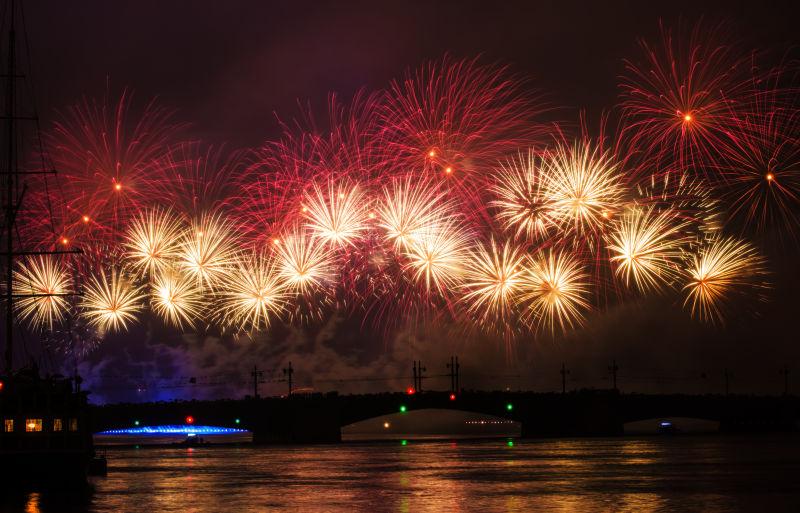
[560,363,570,394]
[251,365,263,399]
[446,356,460,393]
[608,360,618,391]
[412,361,418,392]
[283,361,294,396]
[415,360,426,392]
[780,365,790,396]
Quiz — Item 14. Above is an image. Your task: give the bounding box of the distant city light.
[383,422,390,429]
[134,420,140,426]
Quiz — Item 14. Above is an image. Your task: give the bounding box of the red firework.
[619,21,750,177]
[717,62,800,239]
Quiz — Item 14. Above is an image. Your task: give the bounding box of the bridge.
[90,390,800,443]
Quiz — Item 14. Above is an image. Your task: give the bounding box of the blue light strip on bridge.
[97,425,249,436]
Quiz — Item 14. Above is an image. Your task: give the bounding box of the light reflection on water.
[2,435,799,512]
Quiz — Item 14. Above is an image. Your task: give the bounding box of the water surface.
[4,435,799,512]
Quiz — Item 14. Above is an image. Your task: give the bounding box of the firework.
[218,252,288,332]
[151,271,204,328]
[683,236,767,324]
[124,207,184,277]
[619,21,749,173]
[518,251,590,334]
[81,267,144,334]
[543,142,623,234]
[47,90,182,241]
[303,180,369,247]
[378,177,450,251]
[461,239,526,323]
[490,150,555,240]
[12,256,72,329]
[607,206,689,291]
[275,229,337,294]
[718,65,800,237]
[178,212,238,289]
[403,217,471,295]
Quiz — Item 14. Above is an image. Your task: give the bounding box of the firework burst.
[543,142,623,234]
[124,207,184,277]
[151,271,204,328]
[12,256,72,329]
[403,217,471,295]
[490,150,555,240]
[303,180,370,247]
[607,206,689,291]
[218,251,288,332]
[178,212,238,289]
[378,177,450,251]
[683,236,768,324]
[461,239,526,324]
[81,267,144,334]
[519,251,590,334]
[275,229,337,294]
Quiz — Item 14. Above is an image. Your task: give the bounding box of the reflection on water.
[1,435,799,512]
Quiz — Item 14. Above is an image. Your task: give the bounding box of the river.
[3,435,799,512]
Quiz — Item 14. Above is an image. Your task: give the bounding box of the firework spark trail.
[490,150,555,240]
[461,239,526,324]
[13,256,71,329]
[151,271,204,328]
[303,180,370,248]
[607,206,690,292]
[403,215,471,295]
[378,177,451,251]
[81,268,144,334]
[683,236,768,324]
[519,251,590,335]
[217,251,288,332]
[178,212,239,289]
[124,207,183,277]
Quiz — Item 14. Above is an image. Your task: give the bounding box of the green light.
[134,420,140,426]
[400,405,407,413]
[235,418,241,424]
[401,439,408,446]
[507,440,514,447]
[506,403,513,411]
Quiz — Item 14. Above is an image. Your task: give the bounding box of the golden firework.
[461,239,526,322]
[123,207,183,277]
[151,270,204,328]
[13,256,71,329]
[607,206,689,291]
[490,150,555,239]
[303,180,369,247]
[683,236,767,324]
[519,251,590,334]
[81,267,144,334]
[218,252,288,332]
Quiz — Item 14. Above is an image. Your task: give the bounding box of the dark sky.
[15,0,800,402]
[25,0,800,147]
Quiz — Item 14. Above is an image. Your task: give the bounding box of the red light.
[0,381,4,391]
[449,393,456,401]
[185,416,194,424]
[406,387,415,395]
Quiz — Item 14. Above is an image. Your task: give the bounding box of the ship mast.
[4,0,18,373]
[2,0,81,374]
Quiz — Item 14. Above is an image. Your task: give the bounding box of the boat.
[0,0,102,485]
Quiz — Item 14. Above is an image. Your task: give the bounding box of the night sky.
[16,0,800,402]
